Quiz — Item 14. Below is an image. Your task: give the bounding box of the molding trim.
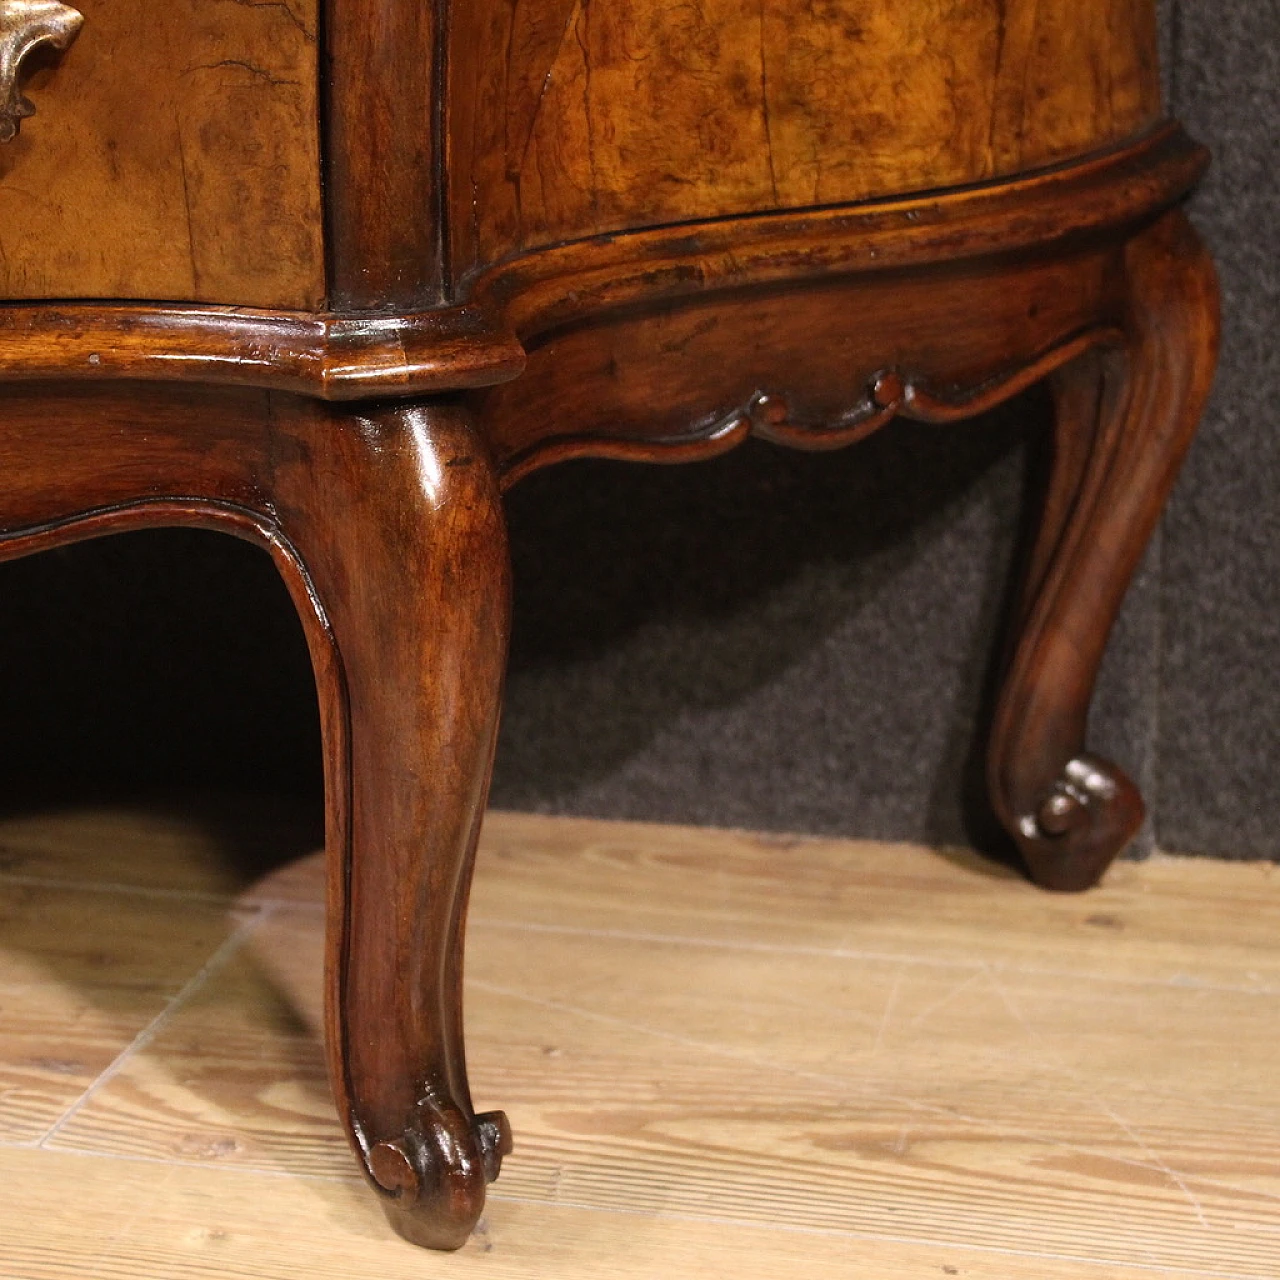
[468,123,1205,338]
[0,302,527,400]
[0,124,1202,401]
[499,326,1125,487]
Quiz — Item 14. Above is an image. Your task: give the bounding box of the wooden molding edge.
[497,325,1125,489]
[470,123,1207,339]
[0,303,527,399]
[0,124,1204,401]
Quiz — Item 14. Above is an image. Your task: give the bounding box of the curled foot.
[361,1088,512,1250]
[1011,753,1145,892]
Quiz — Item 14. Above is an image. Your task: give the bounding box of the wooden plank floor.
[0,800,1277,1278]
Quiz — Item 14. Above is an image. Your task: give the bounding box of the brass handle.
[0,0,83,143]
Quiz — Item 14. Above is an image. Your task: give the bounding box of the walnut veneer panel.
[0,0,324,308]
[448,0,1161,272]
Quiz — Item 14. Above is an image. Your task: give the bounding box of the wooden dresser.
[0,0,1218,1250]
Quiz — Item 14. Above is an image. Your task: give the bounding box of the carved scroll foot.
[1007,752,1146,892]
[989,210,1220,891]
[267,400,513,1248]
[362,1091,512,1249]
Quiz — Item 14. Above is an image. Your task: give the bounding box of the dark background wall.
[0,1,1275,861]
[1154,2,1280,857]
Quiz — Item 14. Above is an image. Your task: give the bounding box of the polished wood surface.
[0,385,515,1245]
[0,123,1206,399]
[475,206,1219,898]
[0,300,528,398]
[991,212,1220,889]
[448,0,1161,271]
[1,805,1277,1276]
[272,402,514,1249]
[0,0,324,307]
[324,0,443,309]
[479,245,1120,484]
[0,0,1222,1251]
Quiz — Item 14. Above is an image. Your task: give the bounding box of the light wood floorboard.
[0,801,1276,1277]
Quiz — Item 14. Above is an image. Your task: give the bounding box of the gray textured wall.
[0,2,1274,862]
[1155,0,1280,856]
[491,389,1164,858]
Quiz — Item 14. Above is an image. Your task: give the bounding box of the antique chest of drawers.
[0,0,1217,1250]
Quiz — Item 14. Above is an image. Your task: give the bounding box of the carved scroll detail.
[357,1085,512,1204]
[351,1085,512,1249]
[0,0,83,142]
[1022,753,1123,839]
[500,326,1124,486]
[725,326,1126,453]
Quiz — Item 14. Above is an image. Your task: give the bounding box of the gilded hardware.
[0,0,83,142]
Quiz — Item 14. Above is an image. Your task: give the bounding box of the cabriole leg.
[988,210,1220,891]
[268,399,512,1248]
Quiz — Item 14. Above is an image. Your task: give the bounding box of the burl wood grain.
[448,0,1161,272]
[0,0,324,308]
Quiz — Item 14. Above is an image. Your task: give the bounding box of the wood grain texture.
[263,400,515,1249]
[1,805,1277,1277]
[0,880,239,1142]
[447,0,1161,272]
[8,1153,1266,1280]
[323,0,441,309]
[0,125,1206,400]
[0,2,1217,1250]
[0,302,527,398]
[0,0,324,307]
[989,209,1221,890]
[0,183,1220,1250]
[0,797,323,899]
[464,122,1205,335]
[0,386,516,1248]
[476,248,1121,483]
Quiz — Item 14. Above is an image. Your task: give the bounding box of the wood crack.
[173,112,202,298]
[182,59,300,88]
[213,0,315,42]
[758,0,780,203]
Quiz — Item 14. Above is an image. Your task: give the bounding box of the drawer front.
[0,0,324,309]
[449,0,1161,275]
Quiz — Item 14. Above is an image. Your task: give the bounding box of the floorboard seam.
[33,906,274,1149]
[483,1193,1262,1279]
[468,916,1280,994]
[0,871,237,905]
